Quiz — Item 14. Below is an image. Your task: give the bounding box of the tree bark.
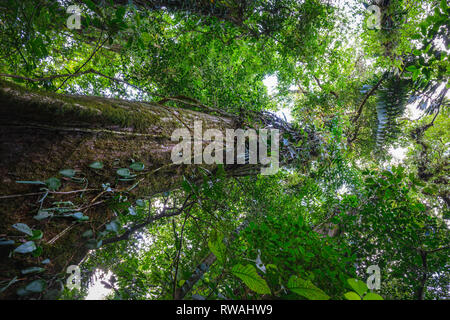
[0,80,318,298]
[0,80,240,298]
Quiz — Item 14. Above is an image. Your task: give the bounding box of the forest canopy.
[0,0,448,300]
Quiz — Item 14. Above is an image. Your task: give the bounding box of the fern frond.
[375,75,411,147]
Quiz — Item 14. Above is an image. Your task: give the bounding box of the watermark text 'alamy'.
[171,121,279,175]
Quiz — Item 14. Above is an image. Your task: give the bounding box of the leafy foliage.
[231,264,271,295]
[0,0,448,301]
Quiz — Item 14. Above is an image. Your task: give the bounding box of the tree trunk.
[0,80,318,298]
[0,80,242,298]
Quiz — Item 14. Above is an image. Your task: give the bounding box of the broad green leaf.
[12,223,33,236]
[67,212,89,221]
[59,169,76,178]
[86,239,102,249]
[363,292,384,300]
[32,246,43,257]
[14,241,37,254]
[30,230,43,240]
[344,291,361,300]
[34,211,53,221]
[106,221,119,233]
[89,161,103,169]
[347,278,368,297]
[82,230,94,238]
[287,275,330,300]
[117,168,134,177]
[16,287,31,296]
[208,231,226,263]
[231,264,271,295]
[0,240,15,246]
[129,162,145,171]
[21,267,45,275]
[25,279,46,293]
[45,177,61,191]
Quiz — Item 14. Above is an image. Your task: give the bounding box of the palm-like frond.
[374,75,411,147]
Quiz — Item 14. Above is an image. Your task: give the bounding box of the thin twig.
[55,33,109,92]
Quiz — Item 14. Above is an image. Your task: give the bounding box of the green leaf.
[141,32,151,45]
[208,231,226,263]
[287,276,330,300]
[129,162,145,171]
[182,176,192,192]
[21,267,45,275]
[16,287,31,296]
[82,230,94,238]
[231,264,271,295]
[45,177,61,191]
[25,279,46,293]
[266,264,278,271]
[405,65,417,72]
[14,241,37,254]
[0,240,15,246]
[16,180,46,185]
[136,199,145,207]
[86,239,102,249]
[117,168,135,177]
[89,161,103,169]
[106,221,119,233]
[29,230,43,240]
[68,212,89,221]
[32,246,43,257]
[344,291,361,300]
[12,223,33,236]
[347,278,368,297]
[34,210,53,221]
[84,0,97,12]
[115,6,126,20]
[363,292,384,300]
[59,169,76,178]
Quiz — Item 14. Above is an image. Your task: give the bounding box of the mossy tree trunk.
[0,81,249,298]
[0,80,319,298]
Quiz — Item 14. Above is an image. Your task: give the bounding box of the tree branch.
[352,75,386,124]
[102,194,194,245]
